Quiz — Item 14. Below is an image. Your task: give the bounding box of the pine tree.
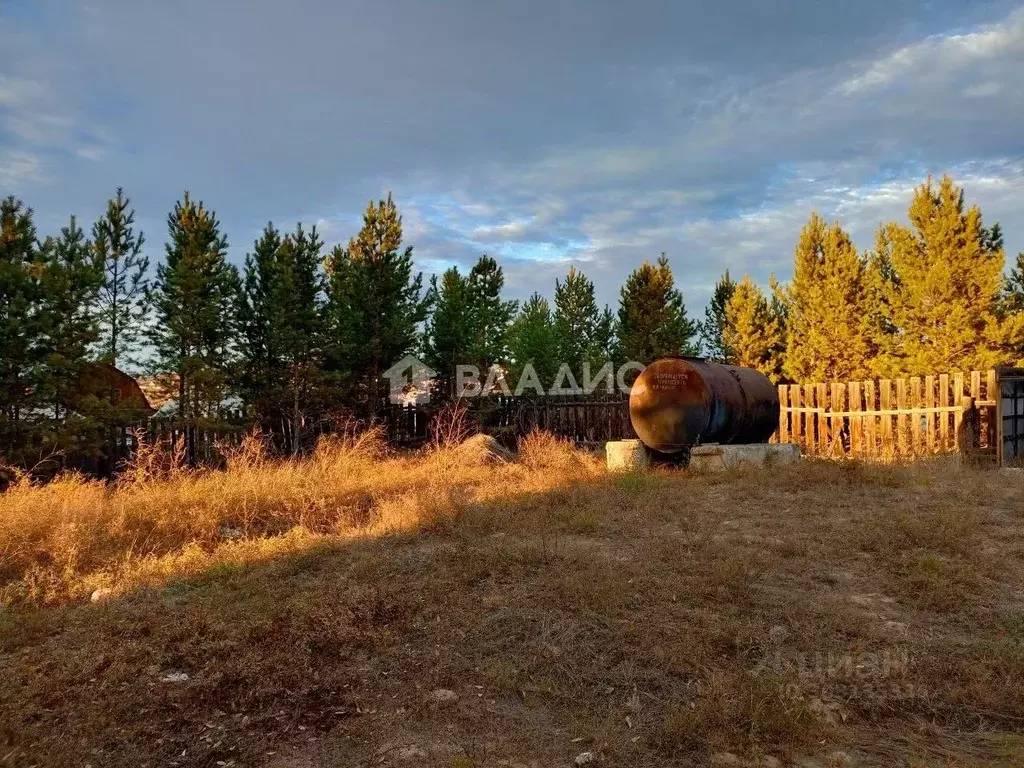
[270,224,325,451]
[593,305,618,366]
[699,270,736,361]
[0,197,47,462]
[92,188,149,371]
[723,275,785,379]
[423,267,472,392]
[873,175,1024,374]
[617,254,697,365]
[324,194,427,413]
[237,222,282,416]
[39,216,103,426]
[466,255,517,373]
[784,213,876,381]
[506,292,559,391]
[554,266,600,380]
[148,192,239,428]
[1006,251,1024,313]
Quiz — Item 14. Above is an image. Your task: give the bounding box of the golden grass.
[0,430,600,605]
[2,437,1024,767]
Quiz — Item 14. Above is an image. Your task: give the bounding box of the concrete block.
[606,439,650,472]
[689,442,800,473]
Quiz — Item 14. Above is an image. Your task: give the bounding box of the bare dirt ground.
[2,440,1024,767]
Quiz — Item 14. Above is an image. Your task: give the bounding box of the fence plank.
[831,383,845,457]
[778,385,790,444]
[816,382,829,455]
[939,373,950,450]
[909,377,922,455]
[986,369,998,450]
[950,372,958,444]
[896,378,908,457]
[880,379,892,457]
[864,380,877,457]
[804,383,817,455]
[791,385,804,446]
[849,381,862,457]
[925,375,936,453]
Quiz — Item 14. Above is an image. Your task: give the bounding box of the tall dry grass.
[0,429,601,605]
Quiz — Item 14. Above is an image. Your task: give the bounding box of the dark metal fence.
[19,395,634,481]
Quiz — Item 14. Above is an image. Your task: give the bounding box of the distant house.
[135,374,179,411]
[76,363,155,415]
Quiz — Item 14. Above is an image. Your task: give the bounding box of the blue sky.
[2,0,1023,314]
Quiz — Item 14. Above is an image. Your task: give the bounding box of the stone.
[425,688,459,706]
[160,671,189,683]
[606,440,649,472]
[574,752,596,765]
[90,588,112,603]
[457,433,516,463]
[689,443,800,473]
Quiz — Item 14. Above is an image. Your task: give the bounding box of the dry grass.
[2,436,1024,767]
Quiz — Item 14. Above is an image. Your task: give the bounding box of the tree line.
[704,175,1024,382]
[0,188,698,466]
[3,173,1023,467]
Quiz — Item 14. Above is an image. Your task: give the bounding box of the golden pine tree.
[723,275,785,380]
[783,213,876,382]
[872,175,1024,374]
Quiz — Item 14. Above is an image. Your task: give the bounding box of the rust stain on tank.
[628,357,779,454]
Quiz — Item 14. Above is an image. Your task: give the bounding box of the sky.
[2,0,1024,316]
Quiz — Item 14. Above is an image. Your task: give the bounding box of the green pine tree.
[148,192,239,427]
[270,224,325,451]
[466,255,517,374]
[1005,250,1024,314]
[423,267,472,393]
[324,194,428,413]
[92,188,149,371]
[237,222,283,418]
[699,270,736,362]
[0,197,47,462]
[872,175,1024,374]
[39,216,103,428]
[554,266,600,382]
[617,254,697,365]
[784,213,876,382]
[593,305,618,366]
[506,292,559,391]
[723,275,785,380]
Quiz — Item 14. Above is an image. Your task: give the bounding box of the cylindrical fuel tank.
[628,357,779,454]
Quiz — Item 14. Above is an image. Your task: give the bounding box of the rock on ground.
[455,434,516,463]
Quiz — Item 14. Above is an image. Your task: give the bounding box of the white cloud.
[838,7,1024,95]
[0,150,44,188]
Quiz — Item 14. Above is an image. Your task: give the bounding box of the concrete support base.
[688,442,801,473]
[606,439,650,472]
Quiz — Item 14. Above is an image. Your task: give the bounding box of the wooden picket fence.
[776,369,999,460]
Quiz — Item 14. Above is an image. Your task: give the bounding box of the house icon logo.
[383,354,437,404]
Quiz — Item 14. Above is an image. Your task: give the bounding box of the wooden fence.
[776,369,999,460]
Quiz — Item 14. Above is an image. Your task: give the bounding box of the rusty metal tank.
[628,357,779,454]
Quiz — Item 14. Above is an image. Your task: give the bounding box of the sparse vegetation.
[2,436,1024,766]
